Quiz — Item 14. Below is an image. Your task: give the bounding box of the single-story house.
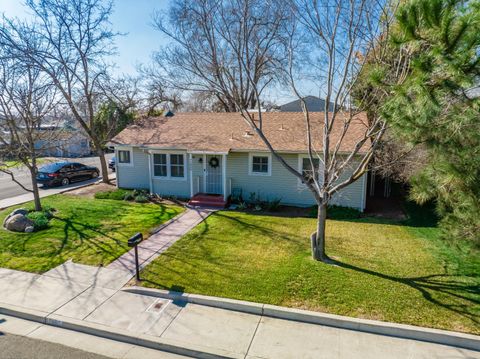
[110,112,369,210]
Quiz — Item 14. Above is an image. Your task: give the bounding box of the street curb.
[124,287,480,352]
[0,303,240,359]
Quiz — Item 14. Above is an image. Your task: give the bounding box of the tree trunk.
[29,166,42,212]
[311,203,329,262]
[92,143,109,184]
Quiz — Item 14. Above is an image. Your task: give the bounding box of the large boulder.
[2,208,28,228]
[5,214,34,232]
[11,208,28,216]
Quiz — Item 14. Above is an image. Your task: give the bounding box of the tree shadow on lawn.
[52,217,128,262]
[332,259,480,328]
[144,211,306,273]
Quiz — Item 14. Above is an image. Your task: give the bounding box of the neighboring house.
[280,96,335,112]
[34,128,91,158]
[110,112,369,210]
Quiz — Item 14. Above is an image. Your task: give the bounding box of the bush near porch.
[139,207,480,335]
[0,195,184,273]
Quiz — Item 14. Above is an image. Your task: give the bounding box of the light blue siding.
[115,146,366,210]
[116,147,149,189]
[227,152,366,209]
[150,150,191,198]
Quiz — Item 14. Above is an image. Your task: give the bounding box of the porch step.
[188,193,227,208]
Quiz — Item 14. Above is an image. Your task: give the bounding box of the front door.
[205,155,223,194]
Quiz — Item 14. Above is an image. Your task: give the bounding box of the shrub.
[238,202,248,210]
[123,192,135,201]
[133,189,149,197]
[26,205,55,219]
[95,189,131,200]
[264,198,282,212]
[309,205,361,220]
[26,211,50,230]
[135,194,149,203]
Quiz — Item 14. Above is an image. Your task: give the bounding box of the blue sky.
[1,0,300,103]
[2,0,170,75]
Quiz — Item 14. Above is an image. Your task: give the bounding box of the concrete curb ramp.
[125,287,480,353]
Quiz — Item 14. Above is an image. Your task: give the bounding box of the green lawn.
[140,209,480,334]
[0,195,184,273]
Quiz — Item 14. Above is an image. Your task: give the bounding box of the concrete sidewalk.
[107,208,213,273]
[0,264,478,358]
[0,173,116,210]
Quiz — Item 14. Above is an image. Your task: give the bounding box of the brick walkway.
[107,208,213,273]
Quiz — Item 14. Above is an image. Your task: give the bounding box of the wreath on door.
[209,157,220,168]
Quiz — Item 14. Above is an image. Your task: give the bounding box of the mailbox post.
[128,233,143,281]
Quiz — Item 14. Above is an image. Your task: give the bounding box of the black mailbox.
[128,233,143,281]
[128,233,143,247]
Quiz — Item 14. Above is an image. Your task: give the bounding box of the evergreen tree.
[376,0,480,247]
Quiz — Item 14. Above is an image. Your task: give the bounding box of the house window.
[249,153,271,176]
[301,157,320,183]
[118,149,131,165]
[170,154,185,178]
[153,154,167,177]
[151,153,186,179]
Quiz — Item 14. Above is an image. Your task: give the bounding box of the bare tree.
[0,0,119,183]
[152,0,290,112]
[138,66,183,114]
[0,58,58,211]
[92,75,140,146]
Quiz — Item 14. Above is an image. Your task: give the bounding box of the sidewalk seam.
[157,305,185,339]
[46,284,93,317]
[79,286,125,321]
[244,314,262,359]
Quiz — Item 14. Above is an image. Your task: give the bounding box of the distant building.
[279,96,335,112]
[34,128,91,158]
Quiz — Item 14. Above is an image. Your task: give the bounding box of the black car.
[108,156,116,172]
[36,162,99,187]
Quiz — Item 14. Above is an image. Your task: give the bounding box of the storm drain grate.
[145,298,172,314]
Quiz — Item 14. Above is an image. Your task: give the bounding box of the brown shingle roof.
[110,112,369,153]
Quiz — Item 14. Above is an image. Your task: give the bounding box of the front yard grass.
[140,210,480,334]
[0,195,184,273]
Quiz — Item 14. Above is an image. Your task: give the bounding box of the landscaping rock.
[5,214,34,232]
[24,226,35,233]
[11,208,28,216]
[2,208,29,228]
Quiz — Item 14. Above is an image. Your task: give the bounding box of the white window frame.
[152,153,168,177]
[297,154,323,187]
[117,147,133,167]
[248,153,272,176]
[151,151,187,181]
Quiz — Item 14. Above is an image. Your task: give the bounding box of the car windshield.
[39,162,68,173]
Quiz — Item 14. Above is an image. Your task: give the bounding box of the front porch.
[188,193,228,208]
[189,153,231,203]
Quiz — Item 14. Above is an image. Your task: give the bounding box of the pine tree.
[357,0,480,247]
[382,0,480,247]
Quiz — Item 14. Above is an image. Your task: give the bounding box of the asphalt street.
[0,154,114,201]
[0,332,112,359]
